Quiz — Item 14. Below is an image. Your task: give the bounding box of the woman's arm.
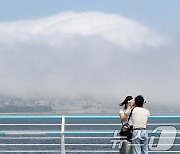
[119,101,136,122]
[119,113,128,122]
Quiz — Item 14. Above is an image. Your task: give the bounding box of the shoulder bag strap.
[127,107,135,122]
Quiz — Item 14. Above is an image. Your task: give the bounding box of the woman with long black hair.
[119,96,133,154]
[119,96,133,129]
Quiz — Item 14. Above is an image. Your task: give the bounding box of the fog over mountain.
[0,11,179,106]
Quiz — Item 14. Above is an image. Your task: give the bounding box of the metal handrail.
[0,115,180,119]
[0,115,62,119]
[0,115,179,153]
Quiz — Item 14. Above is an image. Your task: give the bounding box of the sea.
[0,117,179,154]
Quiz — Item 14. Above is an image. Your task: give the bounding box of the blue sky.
[0,0,180,105]
[0,0,179,31]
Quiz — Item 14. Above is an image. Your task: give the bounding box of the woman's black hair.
[120,96,133,106]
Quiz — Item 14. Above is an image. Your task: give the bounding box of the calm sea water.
[0,118,179,154]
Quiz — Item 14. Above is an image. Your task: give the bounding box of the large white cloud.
[0,11,165,49]
[0,11,171,100]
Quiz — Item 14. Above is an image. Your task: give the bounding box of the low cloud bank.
[1,11,176,104]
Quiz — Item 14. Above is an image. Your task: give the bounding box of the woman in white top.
[119,95,133,142]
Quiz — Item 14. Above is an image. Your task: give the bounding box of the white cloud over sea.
[0,11,165,48]
[1,11,178,104]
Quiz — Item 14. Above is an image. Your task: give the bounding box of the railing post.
[61,115,65,154]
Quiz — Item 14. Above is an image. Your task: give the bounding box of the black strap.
[127,107,135,122]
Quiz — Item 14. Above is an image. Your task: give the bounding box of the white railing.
[0,115,179,153]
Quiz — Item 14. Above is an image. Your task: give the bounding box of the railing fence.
[0,115,179,153]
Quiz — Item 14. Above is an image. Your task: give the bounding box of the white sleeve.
[124,108,131,116]
[119,109,124,115]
